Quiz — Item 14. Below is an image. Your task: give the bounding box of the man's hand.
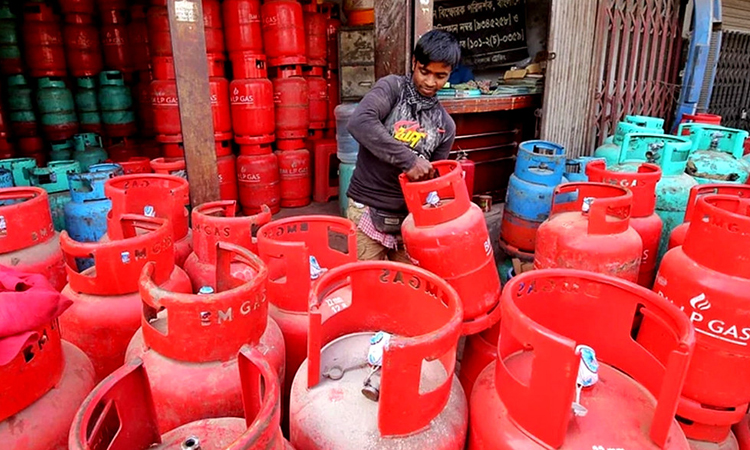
[405,157,435,181]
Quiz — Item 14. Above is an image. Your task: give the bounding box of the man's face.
[411,58,451,97]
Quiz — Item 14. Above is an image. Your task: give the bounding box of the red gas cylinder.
[534,182,643,282]
[305,66,328,130]
[734,415,750,450]
[586,160,663,288]
[276,140,311,208]
[230,56,275,144]
[217,154,239,201]
[96,0,128,10]
[153,54,224,79]
[400,160,502,335]
[59,215,192,381]
[289,261,468,449]
[17,135,44,156]
[303,6,327,67]
[161,140,232,158]
[124,243,285,434]
[100,9,133,73]
[468,269,694,449]
[237,152,281,214]
[202,0,225,56]
[0,188,66,291]
[257,216,357,426]
[669,184,750,250]
[63,13,103,77]
[223,0,263,57]
[458,322,499,397]
[326,16,340,70]
[151,77,232,140]
[185,201,271,290]
[107,136,140,162]
[0,271,96,450]
[60,0,95,14]
[105,174,193,267]
[118,156,153,174]
[457,152,475,196]
[70,346,292,450]
[273,71,309,140]
[261,0,307,67]
[679,113,723,135]
[129,4,151,72]
[22,2,66,77]
[650,194,750,442]
[147,5,171,57]
[150,157,186,178]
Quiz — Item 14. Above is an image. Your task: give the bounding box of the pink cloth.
[0,266,72,365]
[358,207,399,250]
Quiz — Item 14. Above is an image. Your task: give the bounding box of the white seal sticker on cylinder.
[367,331,392,367]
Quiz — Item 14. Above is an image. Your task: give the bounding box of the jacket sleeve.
[430,111,456,161]
[347,76,418,172]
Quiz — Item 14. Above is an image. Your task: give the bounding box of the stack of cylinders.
[22,2,66,77]
[0,3,22,75]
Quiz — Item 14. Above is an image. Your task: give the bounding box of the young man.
[346,29,460,262]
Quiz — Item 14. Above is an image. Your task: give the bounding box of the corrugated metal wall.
[723,0,750,33]
[541,0,683,157]
[539,0,598,156]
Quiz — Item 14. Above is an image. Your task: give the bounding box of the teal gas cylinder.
[36,76,78,140]
[339,162,356,217]
[612,132,696,262]
[679,123,750,184]
[72,133,108,171]
[0,157,36,186]
[98,71,136,137]
[75,76,102,134]
[29,160,81,231]
[7,74,37,136]
[594,121,662,166]
[0,3,21,74]
[49,139,74,161]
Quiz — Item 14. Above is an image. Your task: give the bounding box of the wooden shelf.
[440,94,541,115]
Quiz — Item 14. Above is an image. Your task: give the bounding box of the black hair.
[413,29,461,69]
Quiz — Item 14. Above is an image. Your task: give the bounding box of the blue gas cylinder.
[64,163,123,270]
[611,132,695,262]
[0,168,12,188]
[500,140,567,253]
[564,156,605,182]
[29,160,81,231]
[679,123,750,184]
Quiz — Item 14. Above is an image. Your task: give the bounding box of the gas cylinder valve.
[646,141,665,162]
[181,436,201,450]
[572,344,599,417]
[362,331,391,402]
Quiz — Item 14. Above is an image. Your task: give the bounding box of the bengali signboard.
[433,0,529,68]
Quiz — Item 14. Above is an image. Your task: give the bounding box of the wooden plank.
[374,0,411,77]
[540,0,598,157]
[723,0,750,33]
[167,0,219,206]
[414,0,433,45]
[440,94,541,114]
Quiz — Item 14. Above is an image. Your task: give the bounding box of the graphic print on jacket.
[347,75,456,213]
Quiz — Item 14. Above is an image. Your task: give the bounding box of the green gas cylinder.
[75,76,102,134]
[679,123,750,184]
[29,160,81,231]
[72,133,108,171]
[0,157,36,186]
[612,132,696,262]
